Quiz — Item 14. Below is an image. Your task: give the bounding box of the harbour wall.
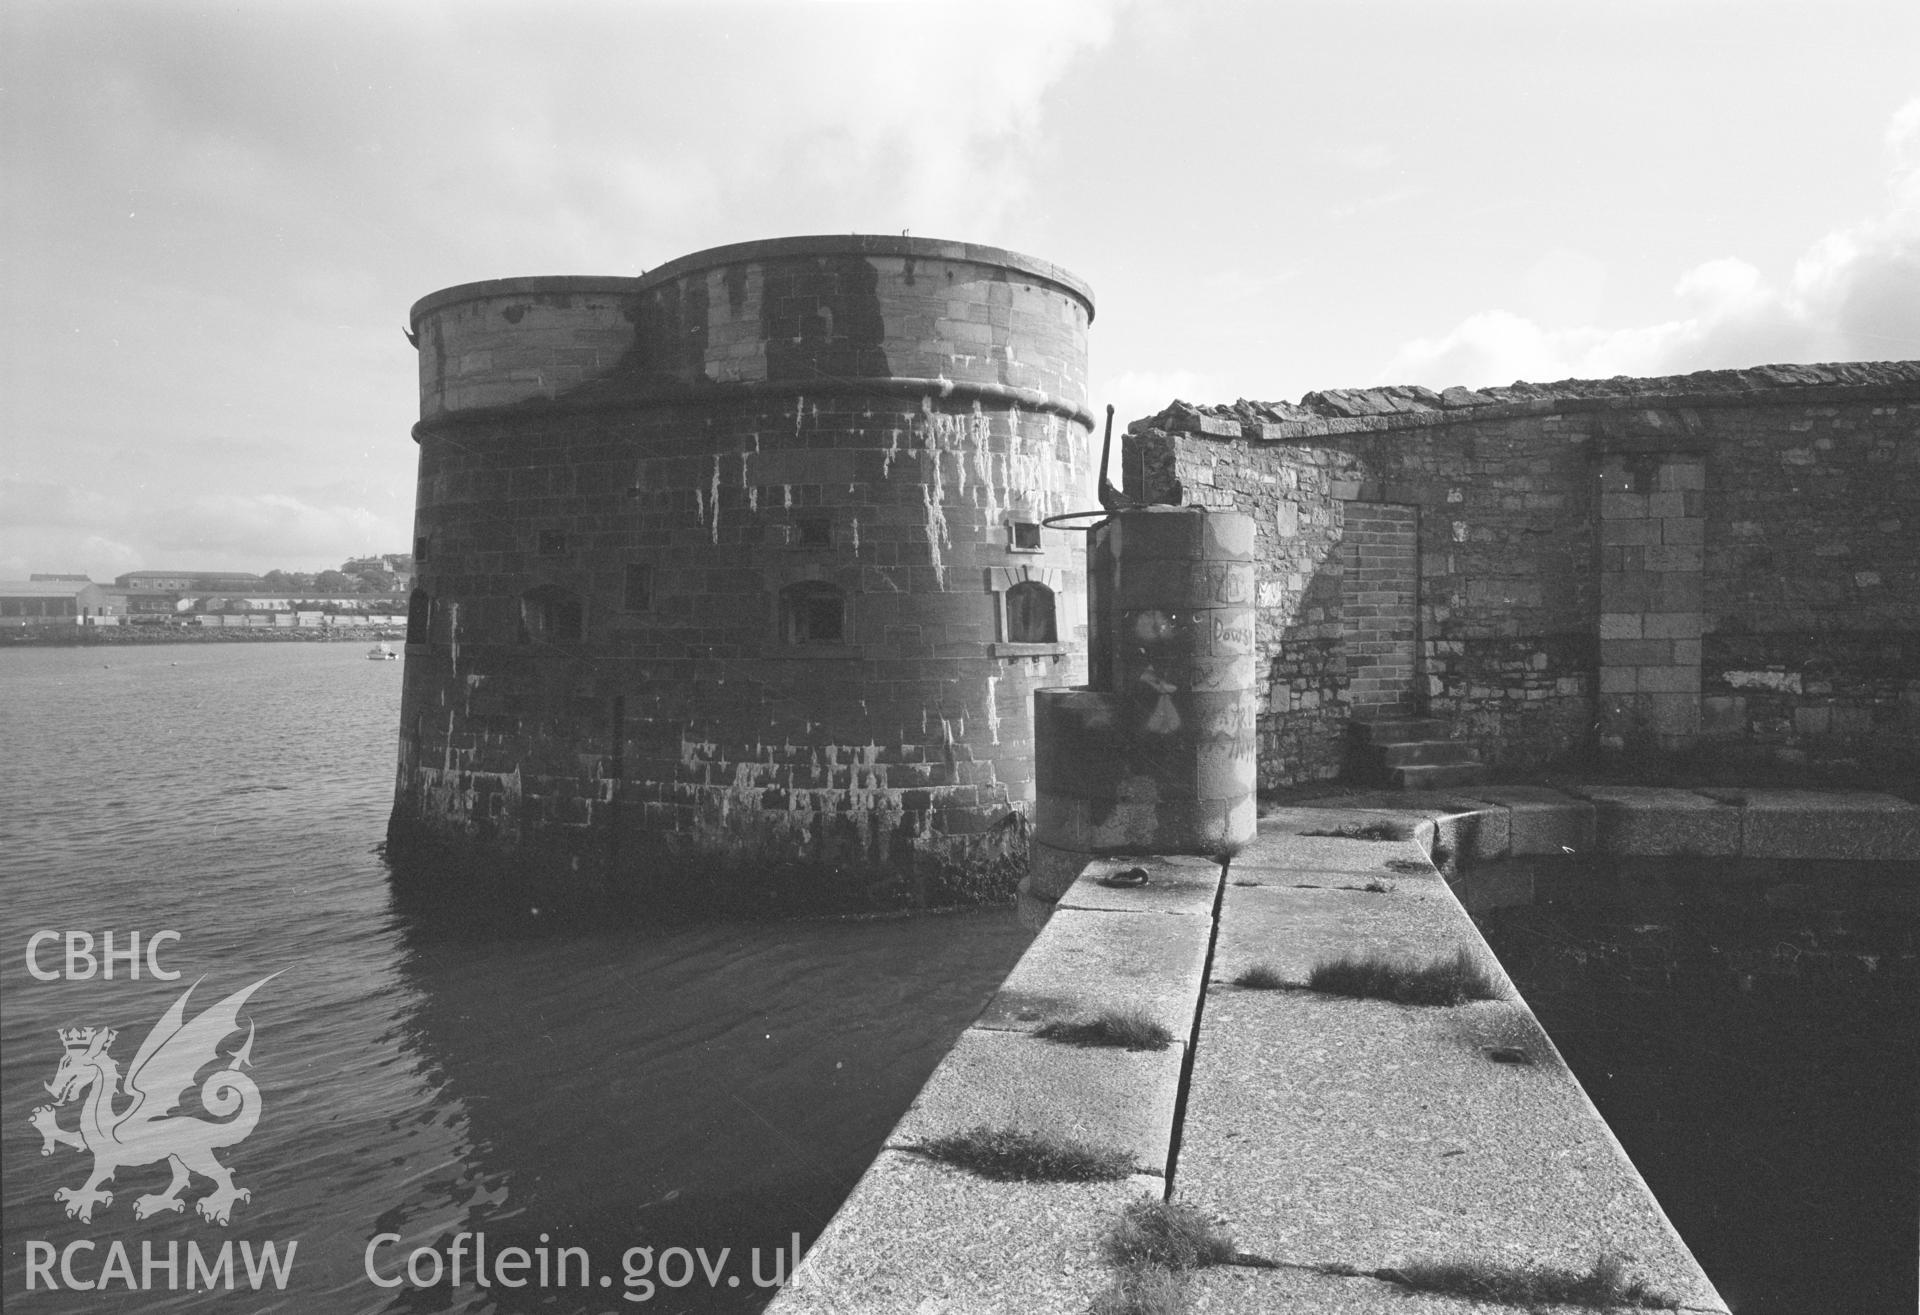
[771,786,1920,1310]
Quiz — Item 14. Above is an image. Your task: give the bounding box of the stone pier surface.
[771,788,1918,1311]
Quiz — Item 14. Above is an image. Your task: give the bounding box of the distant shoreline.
[0,626,404,648]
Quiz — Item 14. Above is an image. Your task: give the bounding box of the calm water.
[0,643,1036,1313]
[1478,887,1918,1314]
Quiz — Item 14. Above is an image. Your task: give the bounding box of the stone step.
[1350,718,1451,745]
[1390,761,1491,790]
[1377,739,1481,768]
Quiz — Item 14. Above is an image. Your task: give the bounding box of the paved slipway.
[769,786,1920,1313]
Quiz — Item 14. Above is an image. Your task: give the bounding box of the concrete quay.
[770,788,1918,1313]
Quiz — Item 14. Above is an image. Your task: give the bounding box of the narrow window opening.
[414,535,431,564]
[406,588,432,646]
[794,516,833,549]
[1006,580,1056,644]
[1010,521,1042,551]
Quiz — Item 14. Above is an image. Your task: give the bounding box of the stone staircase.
[1346,716,1488,790]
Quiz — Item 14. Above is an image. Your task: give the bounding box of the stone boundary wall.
[1124,361,1920,787]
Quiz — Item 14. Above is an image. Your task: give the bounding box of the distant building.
[110,589,188,618]
[0,580,119,627]
[342,555,415,592]
[114,570,265,592]
[29,573,91,582]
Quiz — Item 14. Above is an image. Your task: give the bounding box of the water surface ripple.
[1,644,1035,1312]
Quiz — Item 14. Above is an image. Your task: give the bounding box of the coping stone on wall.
[886,1028,1185,1178]
[1563,785,1743,856]
[972,904,1212,1041]
[1450,786,1598,857]
[1131,359,1920,441]
[770,1153,1153,1313]
[1055,853,1223,916]
[1698,788,1920,862]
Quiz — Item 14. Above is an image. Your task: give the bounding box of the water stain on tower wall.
[389,236,1097,911]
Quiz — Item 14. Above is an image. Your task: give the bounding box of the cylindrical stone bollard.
[1031,507,1257,896]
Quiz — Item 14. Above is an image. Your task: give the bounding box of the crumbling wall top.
[1132,359,1920,441]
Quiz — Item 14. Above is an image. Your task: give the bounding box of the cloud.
[0,478,403,578]
[0,478,132,531]
[1327,186,1425,221]
[153,494,399,562]
[1103,368,1223,429]
[1380,97,1920,389]
[363,0,1126,264]
[3,2,1125,580]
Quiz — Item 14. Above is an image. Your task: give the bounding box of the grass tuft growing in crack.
[1090,1261,1187,1315]
[1091,1198,1241,1315]
[1103,1198,1238,1270]
[914,1126,1134,1182]
[1034,1010,1173,1051]
[1380,1253,1677,1308]
[1306,946,1498,1006]
[1231,963,1289,990]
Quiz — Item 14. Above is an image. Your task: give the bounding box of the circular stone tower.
[390,235,1096,910]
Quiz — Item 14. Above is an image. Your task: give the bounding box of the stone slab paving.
[888,1027,1185,1177]
[1176,989,1726,1312]
[1237,809,1429,876]
[1570,784,1742,855]
[771,1151,1158,1314]
[1210,880,1497,993]
[1189,1264,1612,1313]
[1056,853,1223,916]
[974,904,1212,1040]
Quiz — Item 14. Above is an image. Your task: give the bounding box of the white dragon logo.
[30,975,275,1226]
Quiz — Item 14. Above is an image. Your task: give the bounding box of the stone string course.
[1124,361,1920,786]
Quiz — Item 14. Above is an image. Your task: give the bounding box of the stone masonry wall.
[394,238,1098,910]
[1125,403,1596,786]
[1698,393,1920,767]
[1125,362,1920,787]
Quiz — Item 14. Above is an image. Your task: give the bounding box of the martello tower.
[390,235,1096,908]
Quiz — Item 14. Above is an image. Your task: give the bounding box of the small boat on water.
[368,642,398,660]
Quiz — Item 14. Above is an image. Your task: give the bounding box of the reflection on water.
[1,645,1037,1313]
[1477,874,1917,1315]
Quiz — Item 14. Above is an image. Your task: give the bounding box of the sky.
[4,0,1918,579]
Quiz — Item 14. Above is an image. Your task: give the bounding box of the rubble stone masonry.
[1124,363,1920,787]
